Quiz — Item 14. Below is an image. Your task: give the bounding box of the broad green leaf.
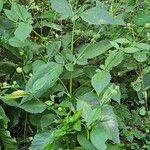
[9,37,29,47]
[65,63,74,71]
[77,99,101,126]
[106,143,124,150]
[77,40,112,65]
[4,2,32,22]
[80,2,125,25]
[21,62,63,104]
[11,2,32,22]
[15,22,32,41]
[31,75,48,93]
[29,132,52,150]
[62,32,71,48]
[133,51,147,62]
[50,0,74,19]
[104,50,124,71]
[77,100,92,123]
[0,129,18,149]
[20,100,47,114]
[86,107,102,126]
[110,41,119,49]
[0,96,20,107]
[92,70,111,96]
[78,91,99,105]
[114,38,130,44]
[30,129,65,150]
[134,12,150,25]
[46,41,61,58]
[124,47,140,53]
[90,126,109,150]
[4,9,19,22]
[40,114,55,129]
[43,129,66,149]
[100,105,120,143]
[0,0,3,11]
[77,133,97,150]
[135,43,150,51]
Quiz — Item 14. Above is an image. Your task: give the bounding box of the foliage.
[0,0,150,149]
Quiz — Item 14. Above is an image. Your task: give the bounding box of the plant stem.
[24,113,27,146]
[69,21,75,98]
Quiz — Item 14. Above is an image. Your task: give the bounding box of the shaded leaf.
[50,0,74,19]
[77,133,97,150]
[81,2,125,25]
[104,50,124,71]
[21,62,63,104]
[90,126,108,150]
[100,105,120,143]
[15,22,32,41]
[92,70,111,96]
[20,100,47,114]
[77,40,112,65]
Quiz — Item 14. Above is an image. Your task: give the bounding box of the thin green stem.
[69,21,75,97]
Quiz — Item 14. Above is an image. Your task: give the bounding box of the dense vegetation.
[0,0,150,149]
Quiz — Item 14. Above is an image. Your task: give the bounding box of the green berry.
[3,82,8,87]
[16,67,22,73]
[58,107,62,112]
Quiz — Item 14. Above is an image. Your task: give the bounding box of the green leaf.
[80,2,125,25]
[50,0,74,19]
[29,132,52,150]
[31,75,49,93]
[2,90,28,100]
[124,47,140,53]
[77,133,97,150]
[21,62,63,104]
[40,114,55,129]
[0,0,3,11]
[0,129,18,149]
[9,36,29,47]
[100,105,120,143]
[30,129,66,150]
[92,70,111,96]
[4,2,32,22]
[77,100,92,123]
[135,43,150,51]
[15,22,32,41]
[46,41,61,58]
[133,51,147,62]
[20,100,47,114]
[134,12,150,25]
[65,63,74,71]
[4,9,19,22]
[104,50,124,71]
[11,2,32,22]
[77,40,112,65]
[90,126,109,150]
[0,106,9,128]
[86,107,102,126]
[114,38,130,44]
